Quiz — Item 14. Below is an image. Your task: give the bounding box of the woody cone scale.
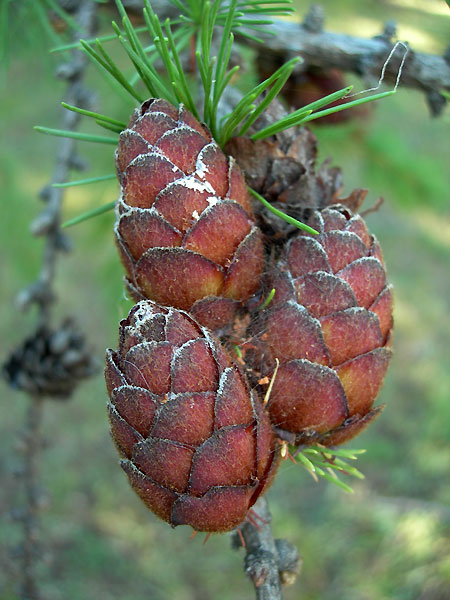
[106,301,278,532]
[115,99,264,330]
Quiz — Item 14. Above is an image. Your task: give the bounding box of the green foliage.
[251,89,395,139]
[36,0,398,232]
[249,188,320,234]
[0,0,69,79]
[59,0,394,142]
[258,287,276,311]
[293,446,366,494]
[62,200,117,228]
[53,174,117,189]
[34,125,118,145]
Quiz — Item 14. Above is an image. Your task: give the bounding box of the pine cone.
[245,204,393,446]
[2,320,98,398]
[105,300,279,532]
[115,99,264,330]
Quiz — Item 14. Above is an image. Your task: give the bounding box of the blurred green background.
[1,1,450,599]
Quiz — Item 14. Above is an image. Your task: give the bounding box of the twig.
[20,397,44,600]
[233,497,301,600]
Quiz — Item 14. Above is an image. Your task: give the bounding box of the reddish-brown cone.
[105,300,279,532]
[246,204,393,446]
[115,99,264,330]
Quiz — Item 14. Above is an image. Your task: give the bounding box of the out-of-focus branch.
[242,5,450,116]
[3,2,98,598]
[233,497,301,600]
[20,397,44,600]
[19,0,98,320]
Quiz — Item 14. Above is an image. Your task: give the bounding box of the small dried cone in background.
[2,320,98,398]
[115,98,264,330]
[246,204,393,446]
[105,300,278,532]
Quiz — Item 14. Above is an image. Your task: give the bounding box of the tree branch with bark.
[242,5,450,116]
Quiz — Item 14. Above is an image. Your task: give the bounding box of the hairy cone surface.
[249,204,393,446]
[115,99,264,330]
[105,301,278,532]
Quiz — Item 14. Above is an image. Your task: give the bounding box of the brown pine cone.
[115,99,265,330]
[244,204,393,446]
[105,300,279,532]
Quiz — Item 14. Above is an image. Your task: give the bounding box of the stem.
[27,0,99,324]
[9,3,99,598]
[21,397,44,600]
[235,497,301,600]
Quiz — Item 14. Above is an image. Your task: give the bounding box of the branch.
[233,497,301,600]
[241,6,450,116]
[19,397,44,600]
[3,3,98,598]
[19,0,98,320]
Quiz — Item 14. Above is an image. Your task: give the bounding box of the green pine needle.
[61,102,126,129]
[233,344,243,359]
[237,57,302,138]
[62,201,116,228]
[294,445,366,493]
[251,86,352,140]
[42,0,81,32]
[50,26,149,53]
[164,18,198,115]
[31,0,62,49]
[219,56,301,144]
[34,126,118,144]
[295,450,317,473]
[80,38,144,102]
[319,471,355,494]
[251,88,395,141]
[53,174,116,188]
[50,1,394,150]
[40,0,395,236]
[248,188,319,235]
[258,288,276,311]
[301,90,396,124]
[95,120,125,134]
[0,0,11,78]
[76,0,298,142]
